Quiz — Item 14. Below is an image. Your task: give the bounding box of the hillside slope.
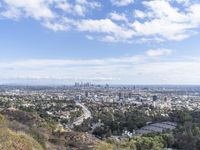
[0,108,108,150]
[0,114,43,150]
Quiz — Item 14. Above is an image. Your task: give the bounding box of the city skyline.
[0,0,200,84]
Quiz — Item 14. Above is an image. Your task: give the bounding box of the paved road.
[72,102,92,126]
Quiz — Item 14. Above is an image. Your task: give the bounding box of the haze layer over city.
[0,0,200,150]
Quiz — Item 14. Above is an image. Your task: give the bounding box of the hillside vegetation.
[0,114,43,150]
[0,108,106,150]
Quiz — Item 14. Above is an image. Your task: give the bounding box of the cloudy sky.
[0,0,200,85]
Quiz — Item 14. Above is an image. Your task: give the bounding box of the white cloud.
[75,19,134,42]
[134,10,147,19]
[85,35,94,40]
[100,35,118,43]
[132,0,200,41]
[1,0,200,43]
[0,0,101,28]
[146,49,172,57]
[1,0,55,20]
[1,54,200,84]
[131,61,200,84]
[110,0,134,7]
[43,22,67,31]
[74,4,86,16]
[109,12,128,22]
[174,0,190,5]
[55,1,72,13]
[73,0,101,16]
[54,0,100,16]
[42,17,75,31]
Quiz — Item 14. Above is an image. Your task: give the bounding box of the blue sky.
[0,0,200,85]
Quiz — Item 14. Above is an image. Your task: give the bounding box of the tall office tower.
[153,95,158,101]
[85,91,89,97]
[118,92,124,100]
[128,92,132,98]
